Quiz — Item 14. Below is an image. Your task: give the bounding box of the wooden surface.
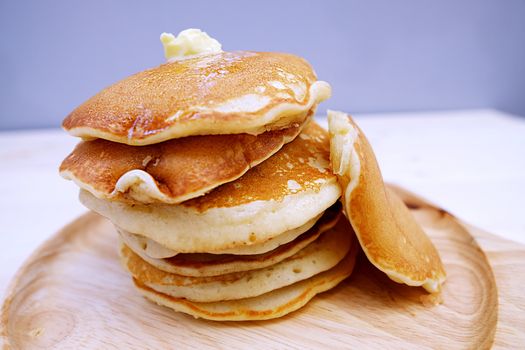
[2,187,523,349]
[393,187,525,349]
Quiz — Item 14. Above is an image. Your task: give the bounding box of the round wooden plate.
[0,187,503,349]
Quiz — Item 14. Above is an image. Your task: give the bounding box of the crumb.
[287,180,301,191]
[28,327,45,338]
[142,155,153,167]
[420,292,443,307]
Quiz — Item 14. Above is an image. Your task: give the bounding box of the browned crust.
[60,118,307,204]
[182,121,334,211]
[62,51,318,144]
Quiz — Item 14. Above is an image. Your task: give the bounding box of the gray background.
[1,0,524,130]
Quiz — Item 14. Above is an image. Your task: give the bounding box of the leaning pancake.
[80,122,342,253]
[121,217,352,302]
[62,51,331,145]
[132,233,358,321]
[122,205,340,277]
[60,119,305,204]
[327,110,446,293]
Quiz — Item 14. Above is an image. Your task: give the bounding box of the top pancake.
[62,51,331,145]
[59,119,305,204]
[327,110,446,293]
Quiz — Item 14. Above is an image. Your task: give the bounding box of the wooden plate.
[2,187,524,349]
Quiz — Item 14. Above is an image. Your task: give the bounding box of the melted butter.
[160,29,222,61]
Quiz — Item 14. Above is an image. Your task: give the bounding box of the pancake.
[120,230,178,259]
[80,122,342,253]
[121,217,352,302]
[118,211,323,259]
[132,234,358,321]
[119,203,340,259]
[327,110,446,293]
[120,202,340,259]
[121,205,341,277]
[62,51,331,145]
[60,118,306,204]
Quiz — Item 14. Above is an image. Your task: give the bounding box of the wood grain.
[2,187,524,349]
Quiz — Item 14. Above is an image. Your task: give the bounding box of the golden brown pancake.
[121,217,353,302]
[80,121,342,253]
[122,204,341,277]
[131,233,358,321]
[60,119,306,204]
[62,51,331,145]
[119,211,324,259]
[327,110,446,293]
[180,121,335,212]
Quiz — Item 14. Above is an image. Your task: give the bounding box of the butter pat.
[160,28,222,61]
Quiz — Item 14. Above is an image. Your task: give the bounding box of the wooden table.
[1,108,524,300]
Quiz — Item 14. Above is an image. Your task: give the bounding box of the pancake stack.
[60,29,447,322]
[59,44,360,320]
